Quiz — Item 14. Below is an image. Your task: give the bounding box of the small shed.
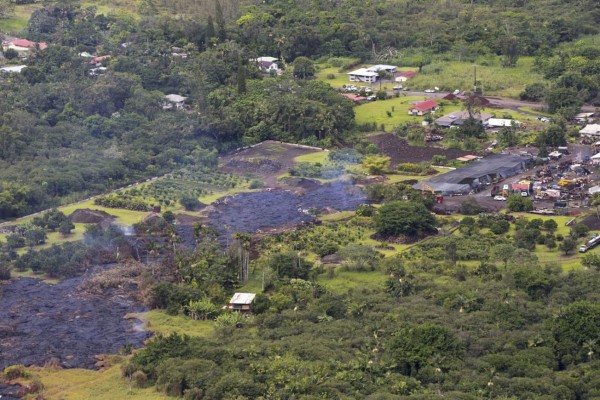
[227,293,256,312]
[163,94,187,110]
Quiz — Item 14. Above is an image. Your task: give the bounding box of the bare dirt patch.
[69,208,116,224]
[581,214,600,230]
[367,133,470,166]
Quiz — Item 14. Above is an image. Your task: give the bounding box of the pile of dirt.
[581,214,600,230]
[0,272,151,370]
[223,159,283,174]
[367,133,470,166]
[69,208,116,224]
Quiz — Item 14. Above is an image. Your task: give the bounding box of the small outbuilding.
[227,293,256,312]
[395,71,417,82]
[163,94,187,110]
[408,100,439,116]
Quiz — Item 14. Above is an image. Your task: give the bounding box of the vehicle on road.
[494,195,507,201]
[424,88,437,93]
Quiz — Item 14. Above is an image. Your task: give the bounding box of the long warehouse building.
[415,154,533,195]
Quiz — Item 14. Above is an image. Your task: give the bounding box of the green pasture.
[354,96,462,131]
[408,57,544,98]
[316,62,418,91]
[28,362,169,400]
[0,4,40,34]
[135,310,215,338]
[318,270,387,294]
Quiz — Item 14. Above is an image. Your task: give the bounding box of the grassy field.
[318,270,387,294]
[0,4,40,34]
[409,57,544,98]
[354,96,462,131]
[27,362,169,400]
[316,64,418,91]
[316,57,544,99]
[135,310,215,337]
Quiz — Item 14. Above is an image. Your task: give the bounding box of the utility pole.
[473,65,477,94]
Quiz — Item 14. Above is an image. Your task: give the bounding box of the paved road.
[385,89,596,117]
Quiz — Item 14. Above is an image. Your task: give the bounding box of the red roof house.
[408,100,439,116]
[90,55,111,65]
[341,93,367,103]
[395,71,417,82]
[3,38,47,51]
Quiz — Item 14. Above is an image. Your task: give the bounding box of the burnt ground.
[367,133,470,167]
[207,182,366,244]
[0,270,150,370]
[582,214,600,230]
[219,141,322,187]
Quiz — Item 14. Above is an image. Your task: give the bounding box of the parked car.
[494,195,507,201]
[520,191,529,197]
[366,95,376,101]
[424,88,436,93]
[393,85,403,90]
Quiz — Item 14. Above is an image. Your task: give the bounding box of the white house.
[487,118,521,128]
[347,68,378,83]
[255,56,278,63]
[2,38,47,53]
[0,65,27,73]
[163,94,187,110]
[580,124,600,136]
[366,64,397,73]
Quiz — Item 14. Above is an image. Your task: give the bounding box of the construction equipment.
[558,178,576,187]
[421,183,444,203]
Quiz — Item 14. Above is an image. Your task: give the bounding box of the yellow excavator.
[422,183,444,203]
[558,178,576,187]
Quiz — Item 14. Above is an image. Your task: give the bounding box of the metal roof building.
[414,154,533,195]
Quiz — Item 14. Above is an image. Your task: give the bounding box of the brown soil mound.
[69,208,116,223]
[367,133,470,166]
[581,214,600,230]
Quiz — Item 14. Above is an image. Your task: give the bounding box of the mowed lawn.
[316,64,418,91]
[354,96,462,131]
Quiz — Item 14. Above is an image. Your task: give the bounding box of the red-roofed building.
[3,38,47,52]
[408,100,439,116]
[341,93,367,104]
[395,71,417,82]
[90,55,111,65]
